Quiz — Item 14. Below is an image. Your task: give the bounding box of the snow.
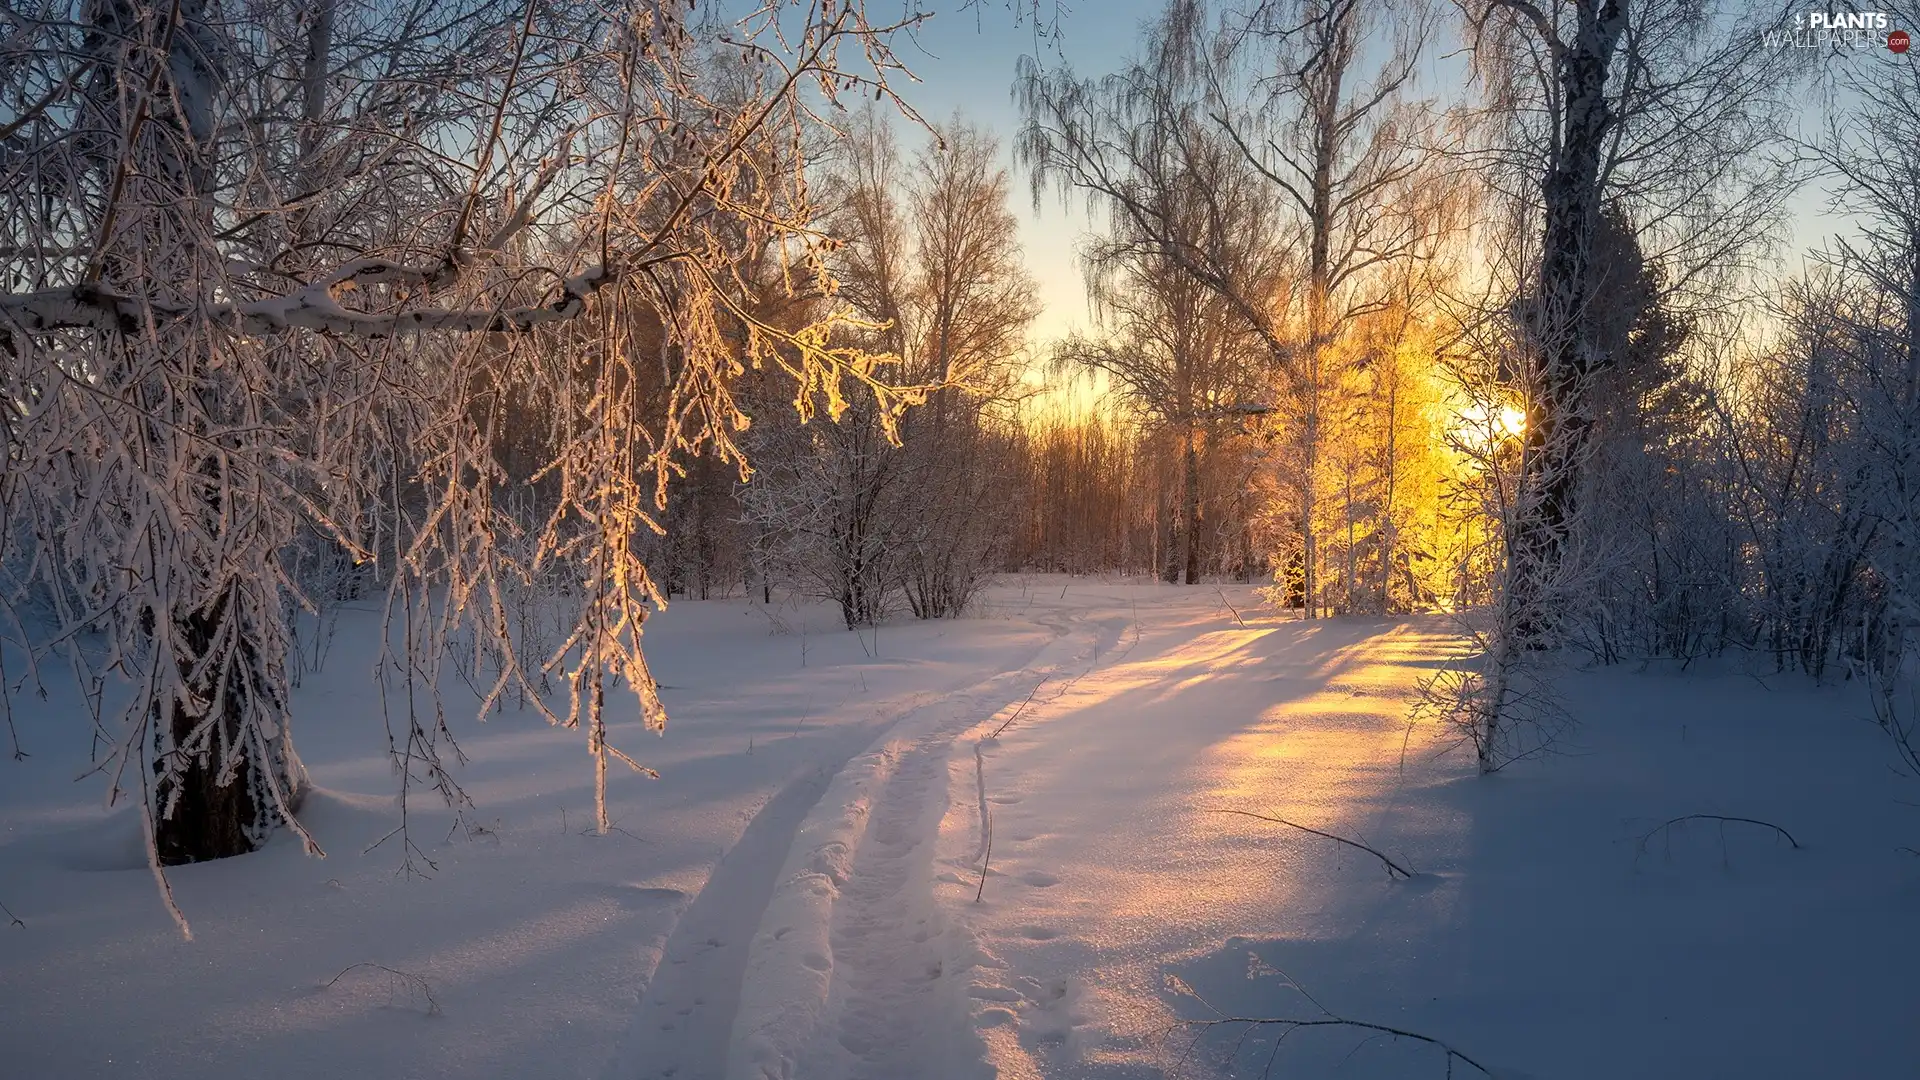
[3,580,1918,1079]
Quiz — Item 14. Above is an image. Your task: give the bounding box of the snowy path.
[806,728,970,1080]
[930,595,1455,1079]
[721,614,1109,1080]
[622,585,1459,1080]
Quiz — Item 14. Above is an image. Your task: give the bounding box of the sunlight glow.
[1450,402,1527,446]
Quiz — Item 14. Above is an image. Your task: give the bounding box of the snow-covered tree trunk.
[76,0,311,865]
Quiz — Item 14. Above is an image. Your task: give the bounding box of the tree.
[0,0,933,930]
[1018,6,1279,585]
[897,121,1041,615]
[1018,0,1443,604]
[743,112,1037,623]
[1207,0,1443,614]
[1451,0,1796,640]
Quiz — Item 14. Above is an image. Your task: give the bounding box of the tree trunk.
[1299,52,1339,620]
[1511,0,1629,632]
[154,593,267,865]
[1183,423,1201,585]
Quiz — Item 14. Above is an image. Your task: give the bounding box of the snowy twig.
[1203,809,1417,879]
[1216,587,1248,628]
[1,898,22,928]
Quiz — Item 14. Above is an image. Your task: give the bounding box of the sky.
[839,0,1880,356]
[875,0,1168,346]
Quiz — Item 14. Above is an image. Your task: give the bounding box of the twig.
[989,675,1050,738]
[1179,1015,1493,1077]
[2,898,22,928]
[1167,975,1493,1077]
[1216,587,1248,628]
[1635,814,1800,864]
[976,807,993,904]
[579,823,647,842]
[324,962,440,1015]
[1204,809,1416,879]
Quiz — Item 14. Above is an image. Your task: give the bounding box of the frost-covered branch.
[0,0,943,934]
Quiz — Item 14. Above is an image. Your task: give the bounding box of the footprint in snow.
[1017,925,1060,941]
[839,1034,873,1055]
[976,1007,1018,1028]
[1019,870,1059,888]
[624,886,688,904]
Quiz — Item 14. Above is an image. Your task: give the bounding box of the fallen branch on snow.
[1203,809,1416,880]
[976,807,993,904]
[1216,587,1248,628]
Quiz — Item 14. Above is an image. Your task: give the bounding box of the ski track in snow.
[602,748,854,1080]
[804,727,972,1080]
[610,615,1089,1080]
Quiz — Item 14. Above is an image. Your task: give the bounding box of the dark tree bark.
[1508,0,1630,624]
[155,591,268,865]
[1183,423,1202,585]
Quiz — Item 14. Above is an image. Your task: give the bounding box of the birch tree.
[1017,0,1442,606]
[0,0,932,929]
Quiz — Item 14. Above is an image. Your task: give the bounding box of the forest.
[2,0,1918,1077]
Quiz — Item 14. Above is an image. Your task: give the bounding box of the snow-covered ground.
[3,579,1917,1078]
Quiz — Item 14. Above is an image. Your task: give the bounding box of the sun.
[1450,401,1528,447]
